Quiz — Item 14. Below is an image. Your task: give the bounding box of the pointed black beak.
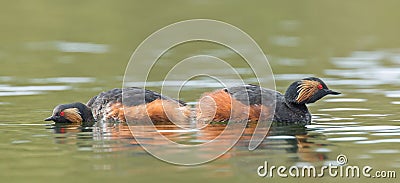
[44,116,55,121]
[325,89,341,95]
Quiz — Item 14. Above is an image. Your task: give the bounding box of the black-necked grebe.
[196,77,340,124]
[45,87,190,124]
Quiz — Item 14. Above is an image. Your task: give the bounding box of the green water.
[1,1,399,183]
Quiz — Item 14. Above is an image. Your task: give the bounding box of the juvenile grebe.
[45,87,190,124]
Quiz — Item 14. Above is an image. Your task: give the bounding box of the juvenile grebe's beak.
[325,89,341,95]
[44,116,55,121]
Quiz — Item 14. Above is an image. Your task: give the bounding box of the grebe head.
[44,102,94,124]
[284,77,340,104]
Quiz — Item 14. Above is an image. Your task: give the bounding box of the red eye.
[60,111,65,116]
[317,84,323,90]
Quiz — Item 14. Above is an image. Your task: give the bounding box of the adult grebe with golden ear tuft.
[196,77,340,124]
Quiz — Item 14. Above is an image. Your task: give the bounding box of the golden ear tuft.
[63,108,83,123]
[295,80,320,103]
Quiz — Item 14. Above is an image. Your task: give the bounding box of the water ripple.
[274,74,314,81]
[0,85,71,96]
[308,125,400,132]
[324,132,368,135]
[266,135,296,140]
[385,91,400,98]
[0,85,71,91]
[371,133,400,136]
[26,41,109,54]
[369,149,400,154]
[11,140,32,144]
[356,139,400,144]
[318,108,370,112]
[30,77,95,84]
[327,137,368,142]
[352,114,390,117]
[324,98,367,103]
[269,35,300,47]
[327,50,400,87]
[0,91,42,96]
[0,76,13,82]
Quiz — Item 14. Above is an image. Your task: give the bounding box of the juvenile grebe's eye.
[317,84,323,90]
[60,111,65,116]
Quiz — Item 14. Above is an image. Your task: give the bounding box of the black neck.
[285,100,308,112]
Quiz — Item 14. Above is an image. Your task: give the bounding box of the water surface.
[0,1,399,183]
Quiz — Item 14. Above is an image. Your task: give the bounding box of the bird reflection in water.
[48,120,327,163]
